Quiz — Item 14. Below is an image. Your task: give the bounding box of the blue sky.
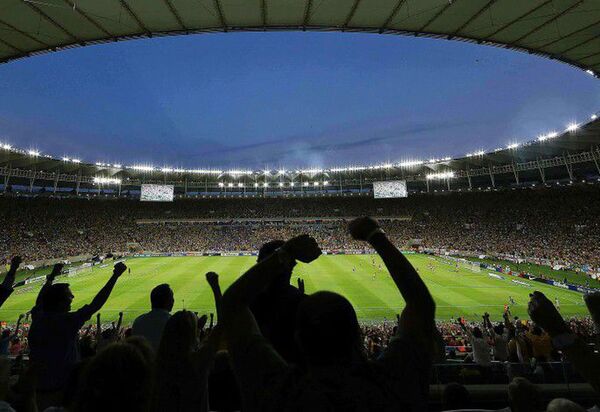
[0,32,599,169]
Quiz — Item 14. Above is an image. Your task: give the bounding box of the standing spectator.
[221,217,436,411]
[28,262,127,409]
[0,257,20,308]
[132,284,174,351]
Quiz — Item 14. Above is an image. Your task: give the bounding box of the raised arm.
[87,262,126,313]
[529,291,600,394]
[0,256,21,307]
[221,235,321,344]
[33,263,63,310]
[349,217,436,340]
[205,271,222,321]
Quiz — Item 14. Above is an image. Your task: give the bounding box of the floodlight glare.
[262,182,268,187]
[566,122,579,132]
[313,182,319,186]
[218,182,224,187]
[28,150,40,157]
[254,183,259,187]
[592,114,598,120]
[323,181,329,186]
[279,182,284,187]
[238,183,244,188]
[303,182,309,187]
[228,183,234,187]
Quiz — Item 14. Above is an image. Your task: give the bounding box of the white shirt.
[131,309,171,351]
[471,337,491,366]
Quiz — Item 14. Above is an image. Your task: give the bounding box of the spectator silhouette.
[28,262,127,409]
[221,217,436,411]
[249,240,305,363]
[132,283,174,351]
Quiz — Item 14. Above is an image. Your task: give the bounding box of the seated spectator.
[154,310,222,412]
[506,377,542,412]
[28,262,127,409]
[132,284,174,351]
[546,398,586,412]
[221,217,436,411]
[73,342,153,412]
[442,382,471,410]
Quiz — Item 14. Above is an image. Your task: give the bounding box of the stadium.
[1,0,600,411]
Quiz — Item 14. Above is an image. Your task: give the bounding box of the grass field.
[0,254,591,324]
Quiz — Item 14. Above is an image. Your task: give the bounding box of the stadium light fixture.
[93,177,121,185]
[303,182,309,187]
[278,182,284,187]
[313,182,319,186]
[426,171,455,180]
[586,70,595,76]
[218,182,224,187]
[262,182,268,188]
[228,183,234,187]
[28,149,40,157]
[323,181,329,186]
[566,122,579,132]
[62,157,70,162]
[290,182,295,187]
[506,143,519,150]
[253,183,259,187]
[113,164,122,169]
[238,183,244,188]
[1,144,11,150]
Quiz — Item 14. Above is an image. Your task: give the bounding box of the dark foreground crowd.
[0,218,599,411]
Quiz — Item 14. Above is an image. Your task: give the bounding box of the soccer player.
[555,297,560,311]
[509,296,516,305]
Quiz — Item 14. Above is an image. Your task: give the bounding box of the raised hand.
[9,256,22,272]
[206,271,219,288]
[348,217,382,241]
[48,263,64,283]
[528,291,568,337]
[282,235,322,263]
[198,314,208,331]
[113,262,127,277]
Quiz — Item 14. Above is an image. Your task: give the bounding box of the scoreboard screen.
[373,180,408,199]
[140,184,174,202]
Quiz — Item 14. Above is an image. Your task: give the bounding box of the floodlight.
[262,182,268,187]
[228,183,234,187]
[506,143,519,150]
[218,182,224,187]
[303,182,309,187]
[323,181,329,186]
[566,122,579,132]
[313,182,319,186]
[238,183,244,188]
[28,150,40,156]
[279,182,284,187]
[592,114,598,120]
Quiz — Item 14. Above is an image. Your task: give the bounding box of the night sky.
[0,32,599,169]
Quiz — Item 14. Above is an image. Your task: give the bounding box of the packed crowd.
[0,217,599,411]
[1,185,600,271]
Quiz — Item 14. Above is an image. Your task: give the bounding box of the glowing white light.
[227,183,233,187]
[566,122,579,132]
[592,114,598,120]
[466,150,485,157]
[28,150,40,157]
[507,143,519,150]
[586,70,595,76]
[279,182,284,187]
[262,182,268,187]
[399,160,424,167]
[130,165,154,172]
[290,182,295,187]
[323,181,329,186]
[303,182,309,187]
[113,164,122,169]
[313,182,319,186]
[254,183,259,187]
[1,144,11,150]
[161,167,173,173]
[218,182,224,187]
[63,157,70,162]
[93,177,121,185]
[238,183,244,188]
[72,159,80,163]
[426,171,455,180]
[278,169,286,175]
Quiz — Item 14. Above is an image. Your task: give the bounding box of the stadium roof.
[1,0,600,75]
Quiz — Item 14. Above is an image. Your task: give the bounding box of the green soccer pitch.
[0,254,591,324]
